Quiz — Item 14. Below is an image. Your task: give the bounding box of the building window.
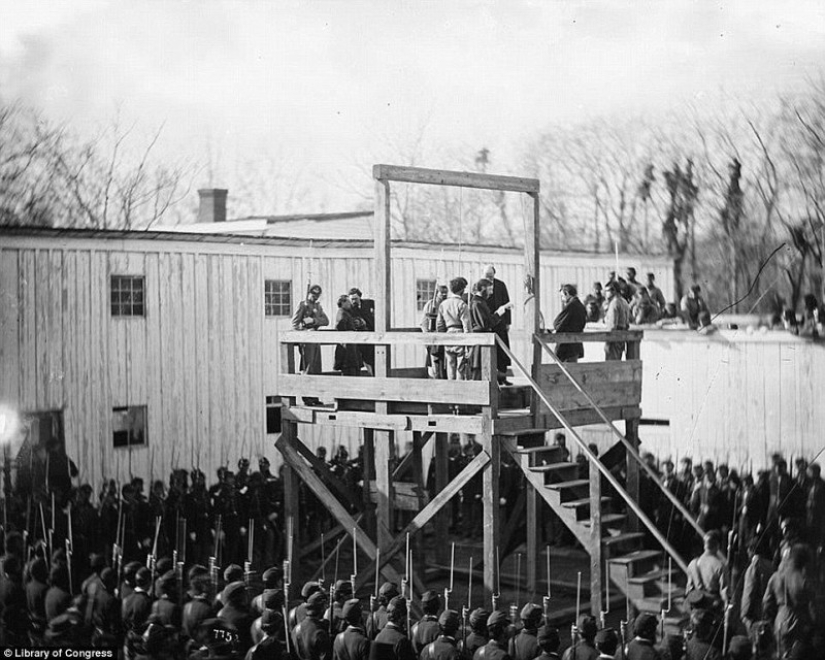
[111,275,145,317]
[265,280,292,317]
[266,396,282,434]
[416,279,437,311]
[112,406,147,448]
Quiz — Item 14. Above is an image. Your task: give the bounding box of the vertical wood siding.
[2,236,677,486]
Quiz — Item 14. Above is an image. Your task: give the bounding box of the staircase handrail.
[495,335,689,575]
[533,335,705,541]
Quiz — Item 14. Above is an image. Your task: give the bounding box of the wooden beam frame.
[373,164,540,194]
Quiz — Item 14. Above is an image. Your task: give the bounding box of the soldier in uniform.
[186,470,211,566]
[532,626,560,660]
[508,604,541,660]
[370,596,416,660]
[251,589,285,646]
[183,574,214,647]
[291,581,324,631]
[88,567,122,648]
[560,614,597,660]
[151,570,182,628]
[684,609,720,660]
[593,628,618,660]
[419,610,461,660]
[412,590,442,654]
[26,556,49,645]
[460,608,489,660]
[367,582,400,640]
[326,579,354,635]
[295,590,332,660]
[247,609,286,660]
[333,598,371,660]
[252,566,284,616]
[218,581,254,656]
[623,613,660,660]
[474,611,511,660]
[122,567,154,639]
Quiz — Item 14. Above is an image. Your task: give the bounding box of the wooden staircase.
[504,431,690,632]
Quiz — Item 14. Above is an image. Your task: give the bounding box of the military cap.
[263,566,283,588]
[728,635,752,660]
[261,609,280,634]
[469,608,490,628]
[379,582,399,598]
[157,570,176,595]
[520,603,543,623]
[188,563,209,581]
[334,579,353,593]
[123,561,142,579]
[223,581,247,605]
[685,590,713,610]
[633,612,658,639]
[487,610,510,629]
[421,590,440,605]
[595,628,619,653]
[189,573,211,597]
[577,614,598,640]
[386,596,407,616]
[264,589,285,610]
[156,557,173,574]
[259,456,270,467]
[342,598,363,623]
[135,566,152,588]
[224,564,244,583]
[238,458,250,469]
[306,590,328,613]
[439,609,460,633]
[301,581,323,599]
[309,284,322,295]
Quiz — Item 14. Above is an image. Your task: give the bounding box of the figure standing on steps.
[483,265,513,385]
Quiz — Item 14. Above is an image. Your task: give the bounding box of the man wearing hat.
[334,598,371,660]
[684,609,720,660]
[685,531,728,615]
[192,617,240,659]
[122,566,154,637]
[295,590,332,660]
[460,608,489,659]
[561,614,598,660]
[151,570,181,628]
[680,284,708,330]
[412,591,442,654]
[509,603,542,660]
[248,608,286,660]
[251,589,286,646]
[367,582,400,640]
[419,609,461,660]
[292,581,325,631]
[603,280,630,361]
[292,284,330,395]
[252,566,284,616]
[370,596,416,660]
[183,573,214,644]
[593,628,618,660]
[475,611,512,660]
[552,284,587,363]
[534,626,561,660]
[624,613,660,660]
[218,580,254,655]
[326,579,355,635]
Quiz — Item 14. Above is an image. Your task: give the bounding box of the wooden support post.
[374,430,395,550]
[411,431,426,580]
[625,339,641,533]
[482,428,500,605]
[589,458,603,617]
[362,428,376,539]
[282,419,300,585]
[524,192,541,425]
[526,474,539,602]
[434,432,450,565]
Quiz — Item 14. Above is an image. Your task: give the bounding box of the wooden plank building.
[0,223,673,488]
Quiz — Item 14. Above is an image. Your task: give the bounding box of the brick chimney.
[197,188,228,223]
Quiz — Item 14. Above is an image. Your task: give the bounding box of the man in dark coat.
[684,609,720,660]
[182,574,213,644]
[561,614,598,660]
[623,613,661,660]
[508,604,541,660]
[295,590,332,660]
[335,296,363,376]
[460,608,489,660]
[483,265,512,385]
[367,582,399,640]
[122,566,153,636]
[44,563,73,621]
[88,567,122,648]
[552,284,587,362]
[218,581,254,656]
[370,596,416,660]
[150,570,181,628]
[532,626,560,660]
[334,598,371,660]
[419,610,460,660]
[0,556,28,646]
[474,611,511,660]
[468,278,511,381]
[411,591,441,654]
[26,556,50,645]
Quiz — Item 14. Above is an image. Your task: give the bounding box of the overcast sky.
[2,0,824,211]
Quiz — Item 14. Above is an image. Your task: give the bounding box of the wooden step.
[609,549,662,567]
[581,513,626,527]
[602,532,646,547]
[546,479,590,491]
[561,496,612,509]
[529,462,579,473]
[627,566,678,585]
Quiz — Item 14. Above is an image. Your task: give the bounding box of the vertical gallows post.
[625,339,641,532]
